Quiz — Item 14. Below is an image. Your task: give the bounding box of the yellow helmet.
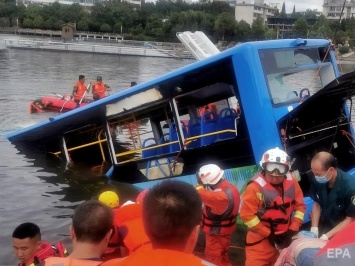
[98,191,119,208]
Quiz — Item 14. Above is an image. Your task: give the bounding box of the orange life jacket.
[102,207,123,260]
[43,257,103,266]
[20,241,67,266]
[202,180,240,235]
[73,81,87,101]
[92,82,107,99]
[250,173,295,234]
[104,248,204,266]
[114,203,151,253]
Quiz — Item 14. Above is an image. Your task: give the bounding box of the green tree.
[251,17,265,40]
[100,23,112,32]
[291,5,296,18]
[294,16,308,38]
[304,9,317,19]
[22,18,33,28]
[214,12,236,41]
[32,15,44,28]
[235,20,250,42]
[309,15,331,38]
[280,2,287,18]
[2,1,17,26]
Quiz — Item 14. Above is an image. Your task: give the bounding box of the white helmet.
[198,164,224,185]
[260,147,291,175]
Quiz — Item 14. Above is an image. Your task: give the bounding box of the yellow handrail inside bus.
[53,139,107,155]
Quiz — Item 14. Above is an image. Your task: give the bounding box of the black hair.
[130,82,137,87]
[79,75,85,80]
[12,222,41,240]
[142,180,202,250]
[72,200,113,244]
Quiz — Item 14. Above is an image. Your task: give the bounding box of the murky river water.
[0,34,193,265]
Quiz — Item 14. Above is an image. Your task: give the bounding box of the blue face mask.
[314,169,331,184]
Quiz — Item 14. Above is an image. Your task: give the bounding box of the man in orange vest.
[43,200,114,265]
[92,76,111,101]
[196,164,240,266]
[72,75,88,102]
[101,180,206,266]
[240,147,305,266]
[12,222,67,266]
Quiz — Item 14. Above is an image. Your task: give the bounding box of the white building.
[235,0,277,25]
[323,0,355,20]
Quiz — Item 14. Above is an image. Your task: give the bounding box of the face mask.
[314,168,331,183]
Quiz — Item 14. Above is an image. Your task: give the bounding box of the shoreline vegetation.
[2,1,355,49]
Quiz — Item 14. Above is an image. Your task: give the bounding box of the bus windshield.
[259,47,336,106]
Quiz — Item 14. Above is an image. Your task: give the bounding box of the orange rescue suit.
[240,172,305,266]
[114,203,151,253]
[196,179,240,266]
[92,81,107,99]
[43,257,103,266]
[101,245,205,266]
[73,81,87,102]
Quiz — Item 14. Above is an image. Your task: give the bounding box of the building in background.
[323,0,355,20]
[235,0,277,25]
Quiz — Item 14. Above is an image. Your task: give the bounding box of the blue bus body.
[6,39,355,223]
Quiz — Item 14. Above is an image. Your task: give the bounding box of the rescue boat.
[29,94,92,113]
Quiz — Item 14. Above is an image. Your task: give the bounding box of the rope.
[341,130,355,148]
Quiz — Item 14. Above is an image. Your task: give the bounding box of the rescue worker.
[114,189,151,256]
[309,151,355,240]
[98,191,123,260]
[12,222,67,266]
[195,164,240,266]
[92,76,111,101]
[72,75,88,103]
[43,200,113,265]
[240,147,306,266]
[101,180,206,266]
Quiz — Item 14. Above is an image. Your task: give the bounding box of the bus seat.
[169,121,187,153]
[160,133,170,154]
[201,111,218,146]
[219,108,238,140]
[187,117,201,149]
[142,138,159,158]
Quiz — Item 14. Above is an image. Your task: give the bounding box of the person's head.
[12,222,41,263]
[142,180,202,252]
[197,164,224,188]
[260,147,291,185]
[136,189,148,204]
[97,76,102,83]
[130,81,137,87]
[79,75,85,83]
[311,151,338,184]
[98,191,119,208]
[70,200,113,254]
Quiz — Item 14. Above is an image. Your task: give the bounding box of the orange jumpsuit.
[101,245,205,266]
[196,180,240,266]
[114,203,151,254]
[240,172,305,266]
[73,81,87,102]
[92,81,108,100]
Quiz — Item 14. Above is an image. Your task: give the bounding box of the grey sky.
[285,0,323,13]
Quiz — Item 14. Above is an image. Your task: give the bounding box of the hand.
[319,234,328,240]
[310,227,319,237]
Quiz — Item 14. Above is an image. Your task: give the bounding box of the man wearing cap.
[196,164,240,266]
[240,147,305,266]
[92,76,111,101]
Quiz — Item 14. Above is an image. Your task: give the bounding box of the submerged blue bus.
[6,38,355,222]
